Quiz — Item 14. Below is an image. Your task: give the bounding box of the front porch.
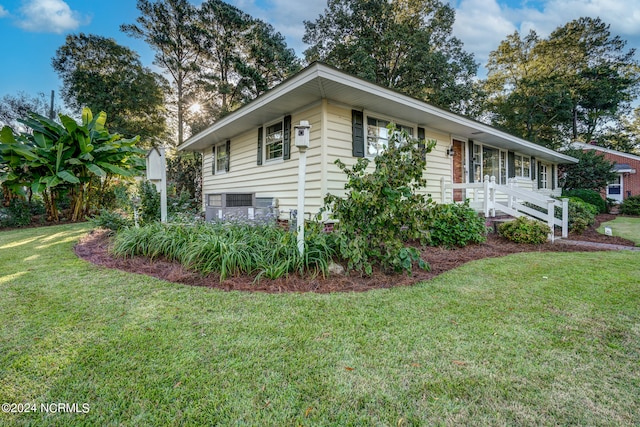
[441,175,569,241]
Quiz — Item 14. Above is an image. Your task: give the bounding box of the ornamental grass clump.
[110,220,335,281]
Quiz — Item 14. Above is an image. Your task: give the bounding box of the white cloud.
[0,5,8,18]
[453,0,517,71]
[228,0,327,56]
[16,0,88,34]
[454,0,640,77]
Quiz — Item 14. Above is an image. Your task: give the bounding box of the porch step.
[486,216,515,233]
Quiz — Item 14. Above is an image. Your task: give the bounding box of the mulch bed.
[74,214,636,294]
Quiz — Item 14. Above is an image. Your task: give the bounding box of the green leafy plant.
[427,201,488,248]
[0,108,145,222]
[619,195,640,216]
[498,216,551,244]
[111,221,335,281]
[565,197,597,234]
[562,188,607,213]
[322,124,436,275]
[89,209,133,234]
[137,180,161,224]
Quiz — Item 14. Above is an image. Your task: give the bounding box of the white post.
[160,147,167,223]
[146,146,168,223]
[483,175,490,217]
[441,177,446,203]
[561,198,569,238]
[297,146,307,256]
[294,120,311,257]
[547,198,556,242]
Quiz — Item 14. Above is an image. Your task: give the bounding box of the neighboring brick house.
[572,142,640,203]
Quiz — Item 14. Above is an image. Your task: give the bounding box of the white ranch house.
[179,63,577,236]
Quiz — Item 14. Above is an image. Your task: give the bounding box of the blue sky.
[1,0,639,105]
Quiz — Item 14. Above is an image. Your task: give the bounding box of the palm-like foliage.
[0,107,145,221]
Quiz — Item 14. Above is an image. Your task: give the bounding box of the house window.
[265,121,284,161]
[214,142,228,173]
[514,154,531,178]
[366,116,413,157]
[474,144,507,184]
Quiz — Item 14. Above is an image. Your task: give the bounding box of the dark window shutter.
[352,110,364,157]
[257,127,263,165]
[283,115,292,160]
[468,140,475,183]
[531,157,537,182]
[508,151,516,179]
[211,145,216,175]
[551,164,556,189]
[225,140,231,172]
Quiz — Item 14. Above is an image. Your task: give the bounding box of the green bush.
[90,209,134,234]
[138,180,161,224]
[322,124,436,275]
[427,201,488,248]
[566,197,597,234]
[0,199,45,228]
[498,216,550,244]
[562,189,607,213]
[619,195,640,216]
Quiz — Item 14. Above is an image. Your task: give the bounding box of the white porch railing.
[441,175,569,241]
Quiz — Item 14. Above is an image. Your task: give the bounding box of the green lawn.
[1,224,639,426]
[598,216,640,245]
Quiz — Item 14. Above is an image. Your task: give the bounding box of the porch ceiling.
[180,63,577,164]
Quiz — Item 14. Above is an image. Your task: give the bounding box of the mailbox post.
[146,146,167,223]
[294,120,311,256]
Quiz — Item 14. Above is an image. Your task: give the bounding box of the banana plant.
[0,107,145,221]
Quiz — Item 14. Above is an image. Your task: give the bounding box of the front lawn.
[1,224,639,425]
[598,216,640,245]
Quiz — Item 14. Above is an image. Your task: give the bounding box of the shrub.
[322,124,436,275]
[566,197,597,234]
[427,201,488,247]
[90,209,133,233]
[619,195,640,216]
[138,180,161,224]
[0,199,45,228]
[498,217,550,244]
[562,189,607,213]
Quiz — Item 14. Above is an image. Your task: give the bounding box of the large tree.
[0,91,60,132]
[484,18,640,148]
[121,0,201,146]
[193,0,300,124]
[52,33,169,146]
[303,0,479,113]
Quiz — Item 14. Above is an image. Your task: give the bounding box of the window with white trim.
[215,142,228,173]
[366,116,413,157]
[514,154,531,178]
[473,143,507,184]
[265,121,284,161]
[211,141,229,175]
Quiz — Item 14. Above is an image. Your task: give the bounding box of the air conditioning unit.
[205,193,278,223]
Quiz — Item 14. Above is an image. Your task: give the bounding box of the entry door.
[607,175,623,203]
[452,140,466,201]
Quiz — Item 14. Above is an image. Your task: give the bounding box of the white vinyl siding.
[202,105,324,218]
